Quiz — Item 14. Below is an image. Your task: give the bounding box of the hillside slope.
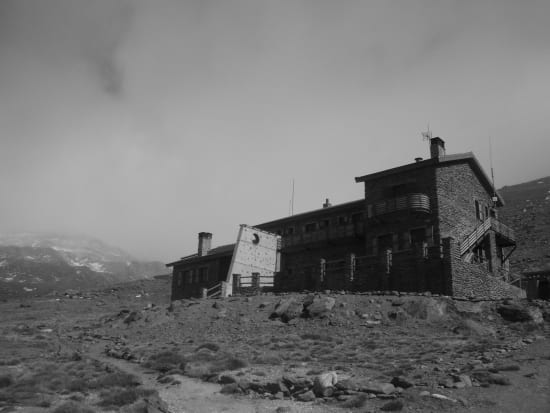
[499,176,550,273]
[0,233,166,298]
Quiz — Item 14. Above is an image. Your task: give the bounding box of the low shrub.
[143,351,186,373]
[0,374,12,388]
[51,401,96,413]
[98,387,139,409]
[91,371,141,389]
[252,354,283,365]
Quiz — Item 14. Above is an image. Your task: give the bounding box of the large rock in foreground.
[497,304,543,323]
[304,296,336,318]
[271,298,304,323]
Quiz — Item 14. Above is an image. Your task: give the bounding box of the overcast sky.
[1,0,549,261]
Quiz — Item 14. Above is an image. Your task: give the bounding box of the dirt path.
[89,343,325,413]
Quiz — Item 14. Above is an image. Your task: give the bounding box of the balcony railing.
[371,193,430,217]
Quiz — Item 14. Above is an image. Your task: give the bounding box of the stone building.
[168,137,523,300]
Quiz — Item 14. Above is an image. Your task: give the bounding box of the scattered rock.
[391,376,414,389]
[123,311,140,324]
[487,373,511,386]
[296,390,316,402]
[313,371,338,397]
[218,375,237,384]
[357,381,395,395]
[340,393,368,408]
[431,393,456,403]
[491,363,520,372]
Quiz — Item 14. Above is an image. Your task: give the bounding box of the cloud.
[1,0,549,261]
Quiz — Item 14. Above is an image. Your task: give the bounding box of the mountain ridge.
[0,232,166,299]
[499,176,550,273]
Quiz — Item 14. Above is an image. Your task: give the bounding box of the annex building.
[168,137,524,301]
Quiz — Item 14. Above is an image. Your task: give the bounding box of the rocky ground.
[0,278,549,412]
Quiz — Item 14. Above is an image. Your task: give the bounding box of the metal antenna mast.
[489,136,498,207]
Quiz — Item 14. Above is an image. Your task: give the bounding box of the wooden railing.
[204,283,222,298]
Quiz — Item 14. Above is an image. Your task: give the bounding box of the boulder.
[220,383,240,394]
[313,371,338,396]
[271,298,304,322]
[357,380,395,395]
[296,390,316,402]
[305,296,336,318]
[497,304,543,323]
[391,376,414,389]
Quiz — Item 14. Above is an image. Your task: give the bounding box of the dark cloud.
[0,0,134,96]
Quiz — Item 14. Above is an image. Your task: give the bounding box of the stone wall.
[443,237,525,300]
[435,162,495,243]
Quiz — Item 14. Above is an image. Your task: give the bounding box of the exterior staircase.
[460,217,516,256]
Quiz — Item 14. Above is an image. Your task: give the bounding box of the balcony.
[370,193,430,217]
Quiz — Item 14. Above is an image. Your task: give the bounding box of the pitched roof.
[166,243,235,267]
[354,153,504,206]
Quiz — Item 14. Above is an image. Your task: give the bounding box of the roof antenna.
[421,123,432,154]
[489,136,498,207]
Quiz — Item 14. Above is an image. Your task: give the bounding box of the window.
[304,222,317,233]
[177,271,183,286]
[475,200,481,220]
[183,270,191,284]
[484,205,489,219]
[410,228,426,246]
[199,267,208,283]
[367,204,373,218]
[378,234,393,252]
[337,216,348,225]
[319,219,330,229]
[351,212,364,223]
[286,227,295,235]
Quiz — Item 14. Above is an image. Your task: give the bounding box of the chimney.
[197,232,212,257]
[430,137,446,159]
[414,157,423,163]
[323,198,332,208]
